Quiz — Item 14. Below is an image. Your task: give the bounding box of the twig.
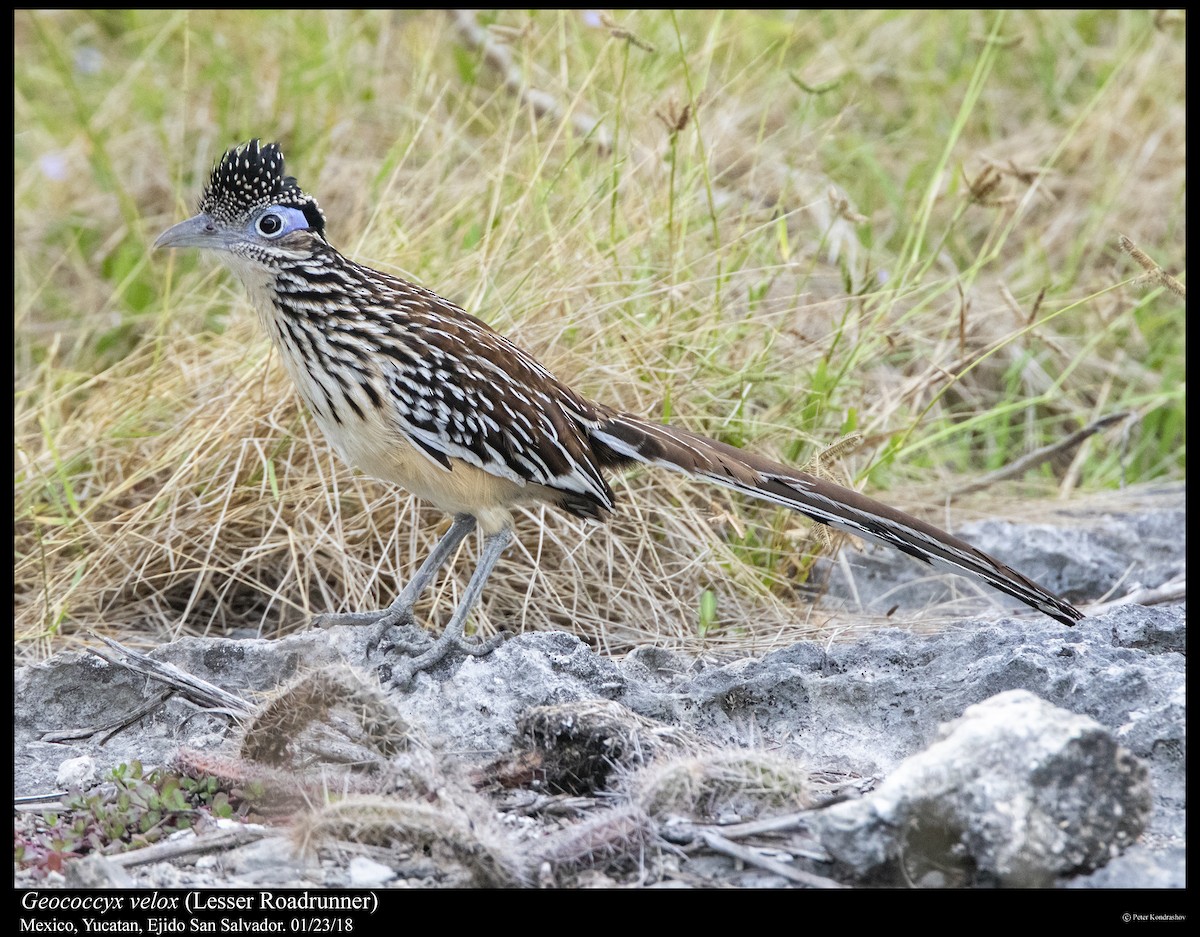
[1085,575,1185,616]
[451,10,611,153]
[691,810,814,839]
[85,632,255,716]
[698,829,843,888]
[15,794,70,813]
[950,411,1130,496]
[41,689,175,743]
[107,824,272,868]
[670,811,832,863]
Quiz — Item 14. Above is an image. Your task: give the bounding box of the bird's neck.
[218,254,285,336]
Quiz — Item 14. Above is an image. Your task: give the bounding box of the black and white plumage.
[156,141,1083,682]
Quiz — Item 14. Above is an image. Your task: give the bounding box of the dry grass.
[14,11,1185,662]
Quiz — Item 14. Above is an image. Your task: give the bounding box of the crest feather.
[199,139,326,238]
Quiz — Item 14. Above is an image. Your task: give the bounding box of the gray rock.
[348,855,397,887]
[14,602,1181,888]
[821,482,1184,619]
[221,835,315,882]
[63,855,137,888]
[1063,843,1187,889]
[810,690,1151,886]
[55,756,97,789]
[655,611,1185,843]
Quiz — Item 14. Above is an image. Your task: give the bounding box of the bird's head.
[154,140,327,259]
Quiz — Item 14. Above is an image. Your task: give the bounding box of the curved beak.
[153,213,229,251]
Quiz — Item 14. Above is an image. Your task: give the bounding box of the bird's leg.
[314,513,476,655]
[386,525,513,687]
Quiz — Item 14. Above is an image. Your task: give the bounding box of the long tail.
[590,413,1083,626]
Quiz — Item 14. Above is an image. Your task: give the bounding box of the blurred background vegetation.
[14,10,1185,660]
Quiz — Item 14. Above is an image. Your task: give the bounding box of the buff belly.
[314,404,529,535]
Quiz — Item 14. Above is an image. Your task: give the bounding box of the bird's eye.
[252,205,310,240]
[256,213,284,237]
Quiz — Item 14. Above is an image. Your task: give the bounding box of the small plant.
[14,760,238,879]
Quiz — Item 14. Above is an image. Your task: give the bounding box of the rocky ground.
[14,483,1184,889]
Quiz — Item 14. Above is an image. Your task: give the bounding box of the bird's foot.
[312,605,417,657]
[384,630,509,688]
[312,602,508,684]
[313,607,416,629]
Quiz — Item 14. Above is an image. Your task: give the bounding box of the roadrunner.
[156,140,1083,684]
